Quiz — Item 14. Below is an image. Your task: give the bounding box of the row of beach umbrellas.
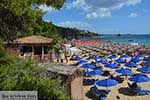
[95,74,150,90]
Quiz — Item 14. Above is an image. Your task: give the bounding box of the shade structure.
[92,56,101,60]
[121,54,130,58]
[125,62,137,68]
[144,56,150,61]
[15,35,53,45]
[142,61,150,65]
[129,74,150,83]
[131,57,141,63]
[80,64,95,69]
[95,78,118,87]
[116,68,132,75]
[108,55,116,59]
[77,60,88,65]
[105,63,118,69]
[115,58,126,63]
[97,59,107,64]
[138,67,150,73]
[142,62,150,67]
[84,70,104,76]
[74,56,83,61]
[135,54,143,58]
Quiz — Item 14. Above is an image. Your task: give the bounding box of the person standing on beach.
[54,44,61,62]
[60,48,65,63]
[64,50,69,63]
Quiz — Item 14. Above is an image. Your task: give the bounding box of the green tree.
[0,41,11,65]
[0,0,65,41]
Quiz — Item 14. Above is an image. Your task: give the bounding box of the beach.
[66,40,150,100]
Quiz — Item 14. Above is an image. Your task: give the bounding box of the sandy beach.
[66,40,150,100]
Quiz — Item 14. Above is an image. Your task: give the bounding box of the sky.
[40,0,150,34]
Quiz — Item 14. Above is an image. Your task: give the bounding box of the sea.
[82,34,150,46]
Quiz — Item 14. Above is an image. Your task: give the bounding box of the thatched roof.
[14,35,53,45]
[44,63,81,75]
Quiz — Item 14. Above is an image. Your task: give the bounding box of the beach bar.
[13,35,53,62]
[45,63,83,100]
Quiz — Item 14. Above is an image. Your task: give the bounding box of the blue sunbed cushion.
[137,90,150,95]
[100,96,106,100]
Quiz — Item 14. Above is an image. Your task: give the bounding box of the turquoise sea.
[83,34,150,46]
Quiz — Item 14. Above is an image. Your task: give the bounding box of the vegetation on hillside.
[56,26,100,40]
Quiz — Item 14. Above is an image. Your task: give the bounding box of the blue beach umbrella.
[77,60,88,65]
[80,64,95,69]
[95,78,118,88]
[84,70,104,76]
[125,62,138,68]
[115,58,126,63]
[142,62,150,67]
[131,57,141,63]
[105,63,118,69]
[116,68,132,75]
[121,54,130,58]
[129,74,150,83]
[92,56,101,60]
[97,59,107,64]
[138,67,150,73]
[108,55,116,59]
[135,54,143,58]
[74,56,83,61]
[144,56,150,61]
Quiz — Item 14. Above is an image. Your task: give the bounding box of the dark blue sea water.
[82,34,150,46]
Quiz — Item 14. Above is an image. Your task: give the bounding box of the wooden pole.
[42,45,44,61]
[32,46,34,59]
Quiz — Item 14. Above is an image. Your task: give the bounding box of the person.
[54,44,61,62]
[64,51,69,63]
[128,82,138,89]
[59,48,64,63]
[132,82,138,89]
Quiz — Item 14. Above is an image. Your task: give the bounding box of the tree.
[0,41,11,65]
[0,0,65,41]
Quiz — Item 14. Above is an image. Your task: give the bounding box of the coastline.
[80,34,150,46]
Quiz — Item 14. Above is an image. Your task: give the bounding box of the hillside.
[56,26,100,40]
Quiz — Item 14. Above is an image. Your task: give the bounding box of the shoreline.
[79,34,150,46]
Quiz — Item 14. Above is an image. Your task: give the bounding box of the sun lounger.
[91,86,111,99]
[83,79,95,85]
[110,75,124,83]
[137,89,150,95]
[103,70,111,76]
[127,82,142,93]
[100,96,106,100]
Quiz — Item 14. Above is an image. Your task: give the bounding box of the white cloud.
[128,12,138,18]
[38,4,55,12]
[56,21,91,30]
[66,0,142,19]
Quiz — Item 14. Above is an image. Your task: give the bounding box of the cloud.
[66,0,142,19]
[128,12,138,18]
[56,21,91,30]
[38,4,55,12]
